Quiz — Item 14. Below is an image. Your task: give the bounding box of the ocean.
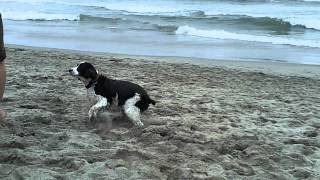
[1,0,320,64]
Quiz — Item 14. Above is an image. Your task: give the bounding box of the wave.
[79,14,178,32]
[79,9,320,32]
[2,0,320,32]
[76,2,319,31]
[81,2,320,31]
[154,25,178,32]
[79,14,124,23]
[159,14,309,31]
[144,13,318,32]
[226,15,305,29]
[3,11,79,21]
[187,12,319,31]
[189,11,206,17]
[3,8,320,33]
[284,17,320,31]
[176,25,320,48]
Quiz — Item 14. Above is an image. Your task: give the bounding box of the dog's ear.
[86,67,98,78]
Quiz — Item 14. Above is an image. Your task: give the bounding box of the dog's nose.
[68,69,72,73]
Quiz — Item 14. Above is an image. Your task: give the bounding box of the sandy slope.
[0,47,320,179]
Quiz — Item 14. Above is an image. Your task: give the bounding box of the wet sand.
[1,46,320,179]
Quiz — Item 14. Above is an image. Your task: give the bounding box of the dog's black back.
[94,75,156,112]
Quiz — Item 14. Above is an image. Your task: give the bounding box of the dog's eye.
[77,64,79,66]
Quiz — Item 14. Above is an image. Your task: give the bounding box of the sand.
[0,45,320,179]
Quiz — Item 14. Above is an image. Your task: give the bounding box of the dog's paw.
[88,109,97,121]
[134,120,144,128]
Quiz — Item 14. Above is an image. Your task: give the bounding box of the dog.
[69,62,156,127]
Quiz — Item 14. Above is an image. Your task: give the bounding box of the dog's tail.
[148,98,156,105]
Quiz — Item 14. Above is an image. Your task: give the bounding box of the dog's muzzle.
[68,67,79,76]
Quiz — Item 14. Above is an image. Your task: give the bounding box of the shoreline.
[6,44,320,79]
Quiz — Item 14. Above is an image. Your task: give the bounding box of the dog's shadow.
[88,111,133,131]
[86,107,165,136]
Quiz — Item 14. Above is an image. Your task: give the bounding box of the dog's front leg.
[88,95,108,121]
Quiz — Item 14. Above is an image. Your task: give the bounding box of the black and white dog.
[69,62,156,127]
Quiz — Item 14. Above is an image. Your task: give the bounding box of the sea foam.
[176,25,320,48]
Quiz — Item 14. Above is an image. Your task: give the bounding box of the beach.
[0,45,320,179]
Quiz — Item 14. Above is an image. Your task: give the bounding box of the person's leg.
[0,60,5,99]
[0,13,7,120]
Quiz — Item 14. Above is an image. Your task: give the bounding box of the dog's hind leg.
[123,93,144,127]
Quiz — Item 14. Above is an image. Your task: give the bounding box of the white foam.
[176,26,320,48]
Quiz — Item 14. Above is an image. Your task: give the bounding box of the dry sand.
[1,46,320,179]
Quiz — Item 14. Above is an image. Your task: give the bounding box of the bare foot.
[0,109,6,122]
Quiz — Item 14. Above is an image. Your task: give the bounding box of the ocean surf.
[1,0,320,64]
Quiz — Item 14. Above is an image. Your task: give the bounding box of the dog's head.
[69,62,98,85]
